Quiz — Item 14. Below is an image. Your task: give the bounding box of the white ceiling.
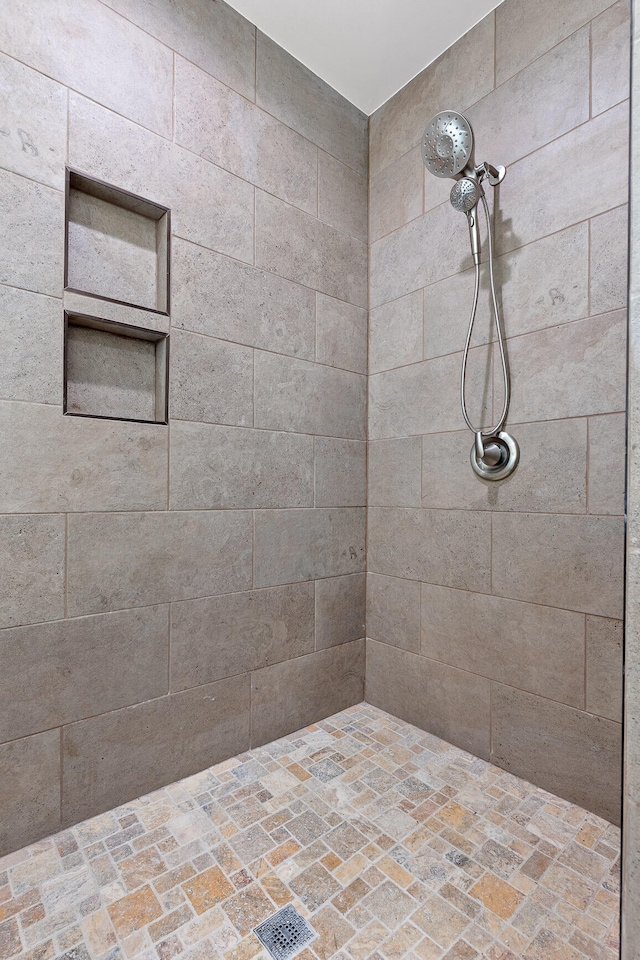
[225,0,502,115]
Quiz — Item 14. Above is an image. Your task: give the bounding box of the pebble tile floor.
[0,704,621,960]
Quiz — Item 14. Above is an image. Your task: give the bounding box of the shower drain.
[254,904,316,960]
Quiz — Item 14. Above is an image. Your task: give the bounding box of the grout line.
[584,614,589,710]
[167,604,172,695]
[64,514,69,619]
[59,726,64,827]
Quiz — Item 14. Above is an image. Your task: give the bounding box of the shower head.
[450,178,480,213]
[421,111,474,179]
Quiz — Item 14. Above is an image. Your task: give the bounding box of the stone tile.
[592,1,631,117]
[62,676,251,825]
[67,510,252,615]
[222,884,274,936]
[315,439,367,507]
[468,27,590,170]
[497,103,629,255]
[169,331,253,428]
[250,641,365,746]
[369,15,495,175]
[366,640,491,759]
[366,574,421,652]
[362,880,415,929]
[0,288,61,404]
[0,606,169,741]
[169,423,314,510]
[495,0,615,84]
[492,513,624,618]
[368,507,491,592]
[421,420,588,514]
[107,885,163,939]
[0,514,65,628]
[0,52,66,190]
[315,574,366,649]
[255,191,367,308]
[504,312,627,425]
[586,616,624,722]
[370,148,423,243]
[170,583,315,690]
[0,0,173,136]
[421,584,586,706]
[590,206,629,316]
[368,438,422,508]
[412,895,471,948]
[174,56,315,213]
[318,151,368,242]
[589,413,626,515]
[369,347,491,440]
[0,731,60,857]
[255,352,366,440]
[304,905,354,960]
[256,33,367,176]
[181,867,234,915]
[316,294,367,375]
[491,684,622,824]
[0,169,63,297]
[171,238,315,360]
[254,508,365,587]
[469,874,524,920]
[370,291,423,375]
[0,401,168,513]
[290,862,340,911]
[63,290,170,335]
[0,918,21,958]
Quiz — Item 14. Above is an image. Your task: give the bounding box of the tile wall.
[0,0,367,856]
[366,0,630,826]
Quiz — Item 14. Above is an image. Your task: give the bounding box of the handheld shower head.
[421,111,474,179]
[450,178,480,212]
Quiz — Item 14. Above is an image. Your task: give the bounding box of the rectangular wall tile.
[169,330,253,427]
[170,584,315,691]
[255,352,366,440]
[67,511,252,616]
[366,640,491,760]
[102,0,256,100]
[174,56,316,213]
[315,574,366,649]
[0,514,65,628]
[0,169,63,296]
[591,0,631,117]
[250,640,365,747]
[316,294,367,375]
[256,33,367,175]
[421,420,587,514]
[0,287,62,404]
[0,0,173,136]
[421,584,585,706]
[255,191,367,307]
[368,508,492,592]
[590,205,629,315]
[369,148,423,244]
[170,422,314,510]
[0,606,169,742]
[315,438,366,507]
[492,513,624,618]
[0,51,67,189]
[589,413,626,515]
[62,677,251,826]
[0,401,168,513]
[318,150,368,242]
[366,573,421,652]
[491,683,622,824]
[171,238,315,360]
[504,311,627,425]
[254,508,365,587]
[586,616,623,721]
[368,437,422,507]
[0,731,60,857]
[370,291,423,374]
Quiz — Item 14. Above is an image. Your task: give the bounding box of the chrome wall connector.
[471,431,519,481]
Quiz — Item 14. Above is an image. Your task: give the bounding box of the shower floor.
[0,704,620,960]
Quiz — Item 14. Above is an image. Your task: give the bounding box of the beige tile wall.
[0,0,367,855]
[366,0,629,825]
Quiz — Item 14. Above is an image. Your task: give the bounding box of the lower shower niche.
[64,312,169,424]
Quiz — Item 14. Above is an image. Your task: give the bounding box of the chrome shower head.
[450,178,480,213]
[421,111,474,178]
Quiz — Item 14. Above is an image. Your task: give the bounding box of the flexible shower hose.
[460,193,509,438]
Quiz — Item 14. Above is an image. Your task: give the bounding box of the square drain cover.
[254,904,316,960]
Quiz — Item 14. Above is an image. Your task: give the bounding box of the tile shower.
[0,0,630,959]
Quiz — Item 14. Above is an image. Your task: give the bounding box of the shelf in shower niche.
[64,168,170,315]
[64,312,169,425]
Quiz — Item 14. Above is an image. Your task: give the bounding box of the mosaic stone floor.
[0,704,621,960]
